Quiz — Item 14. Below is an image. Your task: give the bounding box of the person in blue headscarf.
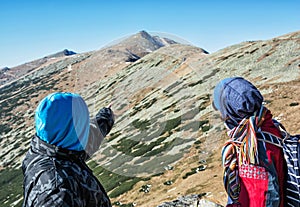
[213,77,286,207]
[22,92,115,207]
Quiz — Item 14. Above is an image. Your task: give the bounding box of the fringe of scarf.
[227,106,267,165]
[222,106,267,203]
[222,142,240,202]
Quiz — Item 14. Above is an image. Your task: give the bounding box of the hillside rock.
[157,194,223,207]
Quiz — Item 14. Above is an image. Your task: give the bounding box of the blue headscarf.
[35,92,90,151]
[213,77,263,128]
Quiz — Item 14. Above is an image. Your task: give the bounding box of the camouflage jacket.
[22,114,113,207]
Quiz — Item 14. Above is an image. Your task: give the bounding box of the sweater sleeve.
[266,143,286,207]
[85,107,115,157]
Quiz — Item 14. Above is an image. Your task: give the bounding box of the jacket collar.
[31,135,88,161]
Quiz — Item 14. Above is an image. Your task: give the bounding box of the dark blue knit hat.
[213,77,263,126]
[35,92,90,151]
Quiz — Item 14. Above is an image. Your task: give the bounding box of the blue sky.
[0,0,299,68]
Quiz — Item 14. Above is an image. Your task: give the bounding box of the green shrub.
[188,79,203,87]
[132,119,151,130]
[112,138,139,155]
[107,131,121,142]
[88,161,152,199]
[132,137,166,157]
[194,140,201,145]
[201,125,211,132]
[0,168,23,207]
[182,165,207,179]
[109,178,142,198]
[160,116,181,135]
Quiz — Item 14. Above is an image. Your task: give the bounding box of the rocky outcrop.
[157,194,223,207]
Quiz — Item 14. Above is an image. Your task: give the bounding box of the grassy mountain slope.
[0,30,299,207]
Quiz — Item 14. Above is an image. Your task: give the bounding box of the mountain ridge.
[0,49,77,86]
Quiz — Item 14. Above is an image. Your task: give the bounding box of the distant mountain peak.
[63,49,76,56]
[45,49,77,59]
[137,30,152,39]
[99,30,179,58]
[1,67,10,72]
